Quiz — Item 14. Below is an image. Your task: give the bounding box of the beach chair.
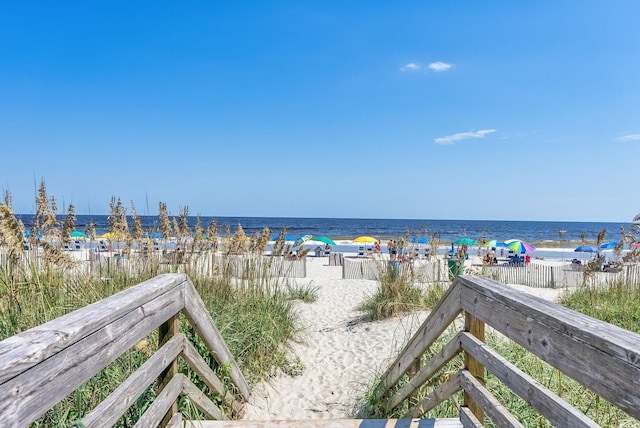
[358,246,365,257]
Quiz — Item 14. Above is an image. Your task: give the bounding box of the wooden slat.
[463,312,485,422]
[458,370,524,428]
[166,412,183,428]
[0,273,186,384]
[134,373,185,428]
[381,282,462,392]
[404,370,463,418]
[182,376,227,420]
[459,406,482,428]
[458,276,640,420]
[182,339,244,415]
[0,285,185,427]
[389,331,463,410]
[158,314,180,427]
[182,279,251,401]
[186,419,463,427]
[82,333,185,428]
[460,332,598,428]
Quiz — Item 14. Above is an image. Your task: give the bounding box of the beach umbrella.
[71,231,88,238]
[505,239,536,253]
[312,236,336,246]
[482,239,507,248]
[145,232,164,239]
[353,236,378,243]
[293,234,313,247]
[574,245,597,253]
[599,241,630,250]
[100,232,126,240]
[410,236,428,244]
[453,237,479,246]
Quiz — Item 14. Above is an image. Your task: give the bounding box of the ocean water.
[17,214,632,244]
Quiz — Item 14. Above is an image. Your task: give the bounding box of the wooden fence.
[0,249,307,279]
[375,275,640,426]
[342,257,454,283]
[0,274,249,427]
[480,262,640,288]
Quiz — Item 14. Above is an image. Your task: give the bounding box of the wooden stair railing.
[0,273,249,427]
[376,275,640,427]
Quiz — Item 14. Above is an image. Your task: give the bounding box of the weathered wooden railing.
[377,275,640,426]
[0,273,249,427]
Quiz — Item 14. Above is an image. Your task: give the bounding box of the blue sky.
[1,1,638,222]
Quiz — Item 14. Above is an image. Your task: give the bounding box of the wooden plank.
[166,412,183,428]
[458,370,524,428]
[463,312,484,422]
[459,406,482,428]
[134,373,185,428]
[182,339,245,416]
[185,419,463,427]
[460,332,598,428]
[182,376,227,420]
[458,276,640,419]
[0,286,184,427]
[404,370,462,418]
[0,273,186,385]
[82,333,185,428]
[182,279,251,401]
[158,314,180,427]
[389,331,463,410]
[381,282,462,392]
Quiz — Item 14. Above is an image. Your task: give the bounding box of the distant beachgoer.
[374,242,381,253]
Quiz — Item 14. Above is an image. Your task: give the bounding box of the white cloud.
[435,129,497,145]
[401,63,421,72]
[618,134,640,141]
[428,61,453,72]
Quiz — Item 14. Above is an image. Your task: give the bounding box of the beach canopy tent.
[453,238,478,246]
[505,239,536,253]
[312,236,336,246]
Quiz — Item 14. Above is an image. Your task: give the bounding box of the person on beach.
[374,241,381,253]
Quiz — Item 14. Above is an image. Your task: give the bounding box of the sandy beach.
[242,252,566,421]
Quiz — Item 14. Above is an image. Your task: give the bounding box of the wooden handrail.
[377,275,640,426]
[0,273,249,427]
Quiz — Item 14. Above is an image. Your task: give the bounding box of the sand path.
[243,257,427,420]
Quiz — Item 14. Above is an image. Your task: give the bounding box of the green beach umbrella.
[312,236,336,246]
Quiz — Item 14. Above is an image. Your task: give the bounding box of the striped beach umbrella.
[505,239,536,253]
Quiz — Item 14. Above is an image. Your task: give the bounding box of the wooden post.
[158,314,180,427]
[464,311,485,422]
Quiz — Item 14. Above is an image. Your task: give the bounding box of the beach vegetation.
[285,282,319,303]
[358,263,426,320]
[0,187,307,425]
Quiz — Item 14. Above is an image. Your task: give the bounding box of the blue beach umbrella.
[599,241,630,250]
[574,245,597,253]
[271,233,295,242]
[483,239,508,248]
[410,237,428,244]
